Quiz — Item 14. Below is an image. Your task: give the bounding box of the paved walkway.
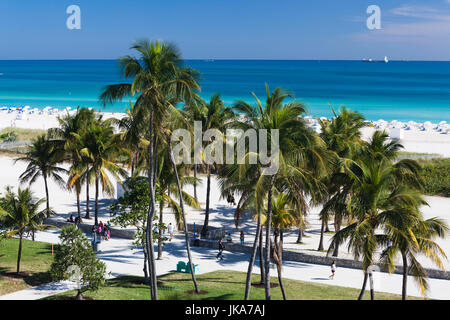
[2,228,450,300]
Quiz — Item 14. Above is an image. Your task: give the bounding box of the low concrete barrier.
[44,217,136,240]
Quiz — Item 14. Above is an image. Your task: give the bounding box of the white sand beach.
[1,108,449,156]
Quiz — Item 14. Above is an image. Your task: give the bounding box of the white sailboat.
[384,56,389,63]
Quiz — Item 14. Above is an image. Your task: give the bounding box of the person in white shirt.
[168,223,174,241]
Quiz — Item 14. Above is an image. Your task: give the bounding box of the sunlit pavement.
[2,228,448,300]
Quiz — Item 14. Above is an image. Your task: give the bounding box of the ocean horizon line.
[1,58,450,62]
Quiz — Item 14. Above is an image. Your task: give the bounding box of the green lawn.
[44,270,421,300]
[0,238,54,295]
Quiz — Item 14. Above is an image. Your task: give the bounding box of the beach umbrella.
[439,121,447,125]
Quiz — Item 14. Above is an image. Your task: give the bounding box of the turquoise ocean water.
[0,60,449,122]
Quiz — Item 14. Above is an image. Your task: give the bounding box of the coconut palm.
[265,192,299,300]
[155,152,200,259]
[381,213,448,299]
[15,135,67,215]
[0,187,50,273]
[317,107,368,254]
[328,156,425,300]
[184,94,234,237]
[99,40,200,300]
[111,101,148,176]
[218,158,266,298]
[232,84,310,300]
[73,121,128,225]
[50,107,95,219]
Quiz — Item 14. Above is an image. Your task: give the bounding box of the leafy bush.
[0,131,18,142]
[419,158,450,197]
[50,225,107,300]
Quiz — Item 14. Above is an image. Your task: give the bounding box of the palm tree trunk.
[277,230,287,300]
[259,226,265,284]
[332,218,341,257]
[325,219,330,233]
[369,270,375,300]
[145,111,158,300]
[296,224,303,243]
[201,164,211,237]
[76,182,81,220]
[402,253,408,300]
[131,151,136,176]
[244,210,262,300]
[168,140,200,293]
[264,175,275,300]
[85,172,90,219]
[76,290,83,300]
[43,174,50,215]
[193,164,198,201]
[318,219,325,251]
[157,201,163,260]
[16,232,23,274]
[142,234,150,284]
[358,272,368,300]
[94,175,99,226]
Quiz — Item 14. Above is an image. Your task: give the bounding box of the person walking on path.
[240,231,245,245]
[216,239,225,260]
[168,223,174,241]
[329,260,337,280]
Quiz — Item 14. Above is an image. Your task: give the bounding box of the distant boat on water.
[362,56,389,63]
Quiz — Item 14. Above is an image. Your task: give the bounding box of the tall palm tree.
[50,107,95,220]
[381,213,448,299]
[99,40,200,300]
[318,107,368,254]
[112,101,148,176]
[232,84,309,300]
[0,187,49,273]
[74,121,128,226]
[184,94,234,237]
[328,154,424,300]
[155,152,200,259]
[265,192,299,300]
[16,135,67,215]
[218,159,266,298]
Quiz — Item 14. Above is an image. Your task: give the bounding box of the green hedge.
[419,158,450,197]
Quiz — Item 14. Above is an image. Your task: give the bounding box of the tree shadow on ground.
[1,270,52,287]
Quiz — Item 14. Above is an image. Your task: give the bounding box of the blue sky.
[1,0,450,60]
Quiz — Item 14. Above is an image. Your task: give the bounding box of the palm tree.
[381,213,448,299]
[50,107,95,220]
[232,84,310,300]
[156,152,200,259]
[99,40,200,300]
[0,187,49,273]
[328,153,424,300]
[266,192,299,300]
[16,135,67,215]
[74,121,127,225]
[112,101,148,176]
[184,94,234,237]
[318,107,368,254]
[218,160,266,298]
